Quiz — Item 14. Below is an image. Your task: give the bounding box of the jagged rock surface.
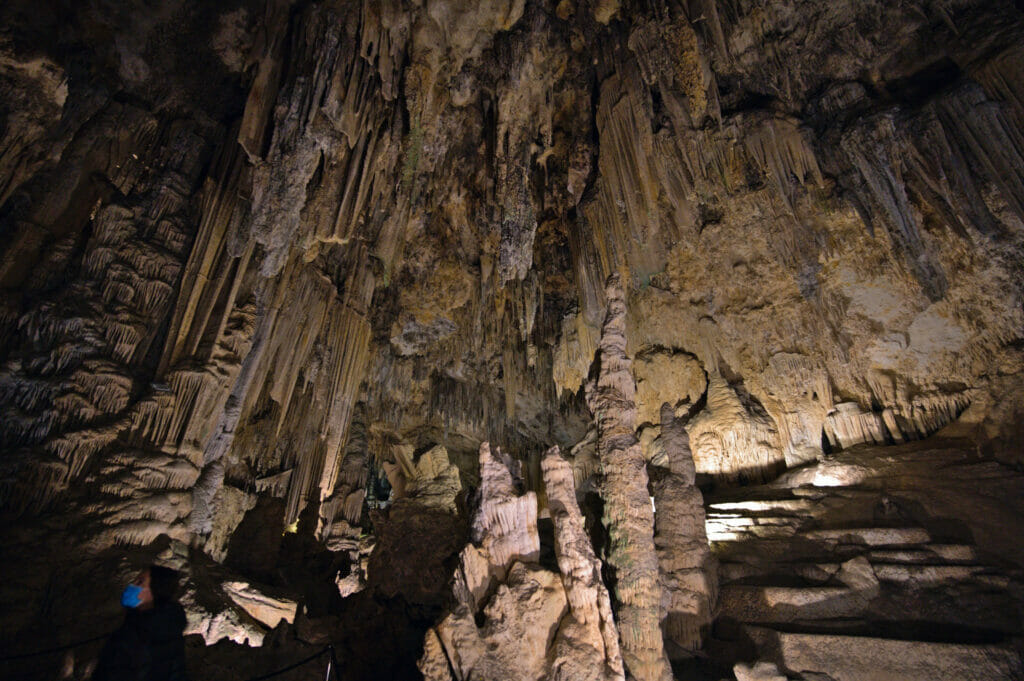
[2,0,1024,679]
[706,439,1024,680]
[648,405,716,659]
[585,276,672,681]
[420,442,626,681]
[541,446,624,681]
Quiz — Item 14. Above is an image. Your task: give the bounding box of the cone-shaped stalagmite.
[542,445,625,681]
[586,274,673,681]
[652,403,717,657]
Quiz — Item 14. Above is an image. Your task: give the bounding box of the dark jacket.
[92,602,188,681]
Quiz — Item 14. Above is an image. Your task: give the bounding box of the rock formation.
[1,0,1024,679]
[649,404,716,659]
[586,275,672,681]
[420,443,625,681]
[541,446,624,681]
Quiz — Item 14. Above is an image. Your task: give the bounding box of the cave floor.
[3,438,1022,681]
[702,437,1024,680]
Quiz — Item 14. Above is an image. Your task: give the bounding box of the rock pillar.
[586,274,672,681]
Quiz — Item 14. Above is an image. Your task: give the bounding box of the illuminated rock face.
[3,0,1023,539]
[1,0,1024,679]
[585,275,672,681]
[708,439,1024,681]
[419,443,624,681]
[649,404,716,658]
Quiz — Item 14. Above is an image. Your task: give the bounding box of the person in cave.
[91,565,188,681]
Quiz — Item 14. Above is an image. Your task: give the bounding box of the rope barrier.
[1,635,339,681]
[246,646,333,681]
[0,632,114,661]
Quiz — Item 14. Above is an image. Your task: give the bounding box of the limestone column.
[586,274,672,681]
[652,403,717,658]
[542,445,625,681]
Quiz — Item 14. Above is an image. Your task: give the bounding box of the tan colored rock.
[422,441,632,681]
[748,628,1024,681]
[824,402,890,449]
[451,544,495,613]
[542,446,624,681]
[221,581,298,629]
[686,373,784,483]
[585,275,672,681]
[406,444,462,513]
[425,563,568,681]
[179,583,265,647]
[419,628,454,681]
[650,405,716,657]
[472,442,539,571]
[592,0,620,24]
[632,350,706,427]
[203,485,256,562]
[553,311,600,398]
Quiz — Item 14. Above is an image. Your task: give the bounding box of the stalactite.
[823,402,890,450]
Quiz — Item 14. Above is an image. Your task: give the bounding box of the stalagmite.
[472,442,540,571]
[421,441,630,681]
[585,274,672,681]
[649,404,716,657]
[541,446,625,681]
[3,2,1024,679]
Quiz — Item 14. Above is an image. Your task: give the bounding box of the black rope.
[1,633,337,681]
[0,632,113,662]
[245,647,331,681]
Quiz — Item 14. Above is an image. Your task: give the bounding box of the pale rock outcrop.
[406,444,463,514]
[631,350,706,427]
[203,485,256,563]
[3,1,1024,678]
[221,581,298,629]
[418,442,549,681]
[686,373,784,483]
[334,531,375,598]
[368,443,466,606]
[585,275,672,681]
[435,562,568,681]
[471,442,539,570]
[179,582,266,647]
[541,446,624,681]
[823,402,890,450]
[420,442,627,681]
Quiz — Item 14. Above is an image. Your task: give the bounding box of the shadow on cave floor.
[701,437,1024,679]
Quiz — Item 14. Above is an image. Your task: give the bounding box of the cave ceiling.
[1,0,1023,679]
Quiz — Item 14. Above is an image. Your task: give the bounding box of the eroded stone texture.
[2,0,1024,679]
[472,442,539,570]
[541,446,624,681]
[686,373,784,483]
[649,405,716,659]
[420,442,628,681]
[585,275,672,681]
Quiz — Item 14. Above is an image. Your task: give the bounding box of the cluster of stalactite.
[2,2,1024,677]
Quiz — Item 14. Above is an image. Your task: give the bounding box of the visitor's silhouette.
[92,565,188,681]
